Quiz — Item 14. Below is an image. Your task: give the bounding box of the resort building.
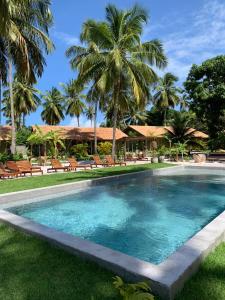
[0,124,208,154]
[124,125,208,152]
[32,125,128,154]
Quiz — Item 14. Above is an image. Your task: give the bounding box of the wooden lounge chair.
[47,159,70,173]
[6,161,23,176]
[137,153,149,161]
[91,155,108,168]
[125,153,137,162]
[16,160,43,175]
[68,158,91,170]
[105,155,126,166]
[0,163,18,179]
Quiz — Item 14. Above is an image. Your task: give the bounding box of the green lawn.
[175,243,225,300]
[1,223,225,300]
[0,162,170,194]
[0,223,117,300]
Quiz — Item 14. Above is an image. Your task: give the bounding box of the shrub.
[97,142,112,155]
[16,127,32,145]
[113,276,154,300]
[0,152,23,163]
[71,143,89,159]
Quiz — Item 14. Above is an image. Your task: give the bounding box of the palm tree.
[66,4,167,157]
[3,79,41,127]
[41,88,65,125]
[63,80,86,127]
[123,100,148,126]
[46,130,65,158]
[85,105,95,127]
[153,73,180,126]
[166,111,205,148]
[27,125,48,157]
[0,0,53,153]
[179,92,190,111]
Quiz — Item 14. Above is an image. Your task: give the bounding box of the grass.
[0,162,171,194]
[1,223,225,300]
[0,223,118,300]
[175,243,225,300]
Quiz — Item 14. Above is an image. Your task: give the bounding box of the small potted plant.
[158,145,168,163]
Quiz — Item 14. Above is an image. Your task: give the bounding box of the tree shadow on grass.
[174,243,225,300]
[0,224,118,300]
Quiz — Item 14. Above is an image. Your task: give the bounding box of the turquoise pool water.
[8,169,225,264]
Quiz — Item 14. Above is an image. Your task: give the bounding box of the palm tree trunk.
[112,104,118,159]
[77,116,80,127]
[23,113,25,127]
[9,57,16,154]
[164,109,167,126]
[112,80,120,159]
[0,77,2,126]
[94,101,98,154]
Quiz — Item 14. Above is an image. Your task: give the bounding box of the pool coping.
[1,165,225,299]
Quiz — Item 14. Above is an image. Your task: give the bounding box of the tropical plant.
[0,0,54,153]
[41,87,65,125]
[97,142,112,155]
[27,125,48,157]
[3,79,41,127]
[184,55,225,144]
[166,111,204,147]
[85,105,95,127]
[174,142,188,161]
[16,126,32,145]
[71,143,88,159]
[153,72,180,125]
[123,101,148,126]
[66,4,167,157]
[46,130,65,158]
[63,79,86,127]
[113,276,154,300]
[179,91,190,111]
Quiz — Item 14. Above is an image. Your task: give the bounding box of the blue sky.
[6,0,225,126]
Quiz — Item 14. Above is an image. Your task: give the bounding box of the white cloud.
[145,0,225,82]
[68,116,101,128]
[52,30,80,46]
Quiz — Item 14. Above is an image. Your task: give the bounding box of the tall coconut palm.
[3,79,41,127]
[0,0,53,153]
[153,72,180,126]
[124,104,148,126]
[85,105,95,127]
[66,4,167,157]
[63,80,86,127]
[41,88,64,125]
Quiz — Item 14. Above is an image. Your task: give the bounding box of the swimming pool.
[8,167,225,265]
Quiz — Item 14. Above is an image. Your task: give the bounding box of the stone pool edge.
[1,165,225,300]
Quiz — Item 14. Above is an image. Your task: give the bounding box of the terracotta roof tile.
[32,126,127,141]
[128,125,208,139]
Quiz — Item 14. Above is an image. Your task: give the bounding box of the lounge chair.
[16,160,43,175]
[125,153,137,162]
[137,153,149,161]
[91,155,108,168]
[6,161,23,176]
[0,163,18,179]
[68,157,91,170]
[47,159,70,173]
[105,155,126,166]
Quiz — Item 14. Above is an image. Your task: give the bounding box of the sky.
[4,0,225,126]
